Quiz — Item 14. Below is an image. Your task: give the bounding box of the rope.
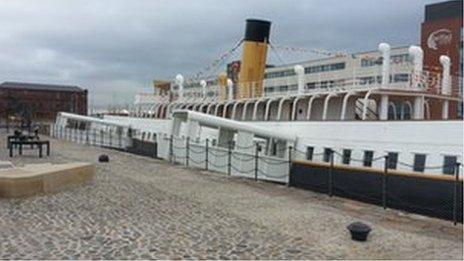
[259,157,289,165]
[257,169,288,179]
[231,165,255,174]
[208,161,228,168]
[232,153,255,162]
[208,150,229,157]
[188,157,206,164]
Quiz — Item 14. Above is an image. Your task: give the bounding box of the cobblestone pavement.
[0,132,462,259]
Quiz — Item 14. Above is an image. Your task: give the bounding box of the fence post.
[205,139,209,170]
[119,132,122,148]
[453,162,461,226]
[186,137,190,167]
[109,129,112,147]
[254,143,259,181]
[328,149,334,197]
[383,155,389,209]
[86,129,89,144]
[227,140,232,176]
[93,129,97,145]
[169,135,173,163]
[78,129,82,144]
[287,146,293,187]
[100,130,104,147]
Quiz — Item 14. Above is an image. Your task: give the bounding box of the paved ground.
[0,131,462,259]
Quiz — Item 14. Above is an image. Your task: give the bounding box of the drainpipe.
[440,55,451,119]
[379,43,390,120]
[294,65,305,95]
[408,46,423,90]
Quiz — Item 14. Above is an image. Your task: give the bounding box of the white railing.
[50,124,132,149]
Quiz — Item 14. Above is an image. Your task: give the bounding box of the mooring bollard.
[347,222,372,242]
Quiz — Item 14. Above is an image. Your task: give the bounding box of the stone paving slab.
[0,131,462,259]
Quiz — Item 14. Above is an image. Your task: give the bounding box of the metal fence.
[158,134,291,184]
[291,149,462,224]
[50,124,131,149]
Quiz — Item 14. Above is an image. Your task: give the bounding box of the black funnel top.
[244,19,271,43]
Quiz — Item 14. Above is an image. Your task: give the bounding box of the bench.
[7,135,40,149]
[9,140,50,158]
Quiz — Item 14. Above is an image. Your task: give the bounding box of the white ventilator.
[294,65,305,94]
[408,46,423,89]
[175,74,184,100]
[200,80,207,99]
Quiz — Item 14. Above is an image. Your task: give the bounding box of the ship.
[54,1,463,180]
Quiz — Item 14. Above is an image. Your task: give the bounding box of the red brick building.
[0,81,87,124]
[421,0,463,118]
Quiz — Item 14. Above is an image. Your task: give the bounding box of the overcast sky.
[0,0,440,108]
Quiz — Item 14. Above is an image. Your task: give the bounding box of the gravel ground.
[0,131,462,259]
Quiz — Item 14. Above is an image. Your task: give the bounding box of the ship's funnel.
[237,19,271,99]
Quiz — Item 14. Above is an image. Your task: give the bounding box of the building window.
[306,146,314,160]
[443,155,457,175]
[413,154,426,172]
[342,149,351,164]
[363,150,374,167]
[304,62,345,74]
[323,148,332,162]
[387,152,398,169]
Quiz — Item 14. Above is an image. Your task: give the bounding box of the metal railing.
[162,135,291,184]
[293,148,462,225]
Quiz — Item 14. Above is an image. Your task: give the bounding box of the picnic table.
[9,140,50,158]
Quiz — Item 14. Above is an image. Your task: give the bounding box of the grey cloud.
[0,0,440,108]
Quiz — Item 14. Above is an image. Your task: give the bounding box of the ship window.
[387,152,398,169]
[394,73,409,82]
[323,148,332,162]
[413,154,426,172]
[363,150,374,167]
[443,156,457,175]
[306,146,314,160]
[342,149,351,164]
